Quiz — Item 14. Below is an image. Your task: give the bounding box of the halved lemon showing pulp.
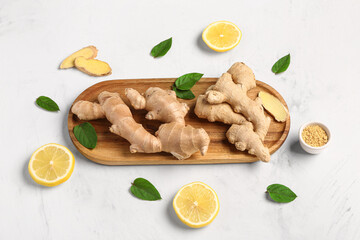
[202,21,242,52]
[173,182,220,228]
[28,143,75,187]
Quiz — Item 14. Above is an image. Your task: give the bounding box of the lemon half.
[202,21,242,52]
[173,182,220,228]
[28,143,75,187]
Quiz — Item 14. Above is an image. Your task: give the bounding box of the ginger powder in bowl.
[302,124,328,147]
[299,122,331,154]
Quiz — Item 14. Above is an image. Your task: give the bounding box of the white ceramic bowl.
[299,122,331,154]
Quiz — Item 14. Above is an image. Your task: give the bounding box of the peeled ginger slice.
[258,91,288,122]
[60,46,98,69]
[74,56,112,77]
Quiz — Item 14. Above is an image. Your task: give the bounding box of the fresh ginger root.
[258,91,288,122]
[98,91,161,153]
[71,90,209,160]
[74,57,112,77]
[71,100,105,120]
[227,62,256,91]
[226,123,270,162]
[156,122,210,160]
[125,87,189,124]
[195,95,248,125]
[125,87,209,159]
[60,46,98,69]
[206,73,271,140]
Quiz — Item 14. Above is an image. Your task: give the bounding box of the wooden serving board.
[68,78,290,165]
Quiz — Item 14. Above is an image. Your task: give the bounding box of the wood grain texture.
[68,78,290,165]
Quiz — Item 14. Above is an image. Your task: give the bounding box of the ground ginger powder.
[301,124,328,147]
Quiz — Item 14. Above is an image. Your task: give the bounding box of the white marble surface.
[1,0,360,239]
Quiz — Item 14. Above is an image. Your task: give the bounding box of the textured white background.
[1,0,359,239]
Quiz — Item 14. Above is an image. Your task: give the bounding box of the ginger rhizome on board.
[195,62,273,162]
[72,88,210,160]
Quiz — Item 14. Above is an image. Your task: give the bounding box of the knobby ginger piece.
[74,56,112,77]
[98,91,161,153]
[125,87,189,125]
[226,123,270,162]
[156,122,210,160]
[258,91,288,122]
[227,62,256,91]
[205,73,271,141]
[60,46,98,69]
[195,95,248,125]
[71,100,105,120]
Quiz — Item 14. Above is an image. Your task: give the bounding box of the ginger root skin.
[205,73,270,140]
[98,91,162,153]
[156,122,210,160]
[125,88,146,110]
[258,91,288,122]
[227,62,256,91]
[195,94,248,125]
[71,100,105,120]
[60,46,98,69]
[226,123,270,162]
[74,57,112,77]
[125,87,189,125]
[71,90,209,160]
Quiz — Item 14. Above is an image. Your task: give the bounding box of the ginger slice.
[60,46,98,69]
[258,91,288,122]
[74,57,112,77]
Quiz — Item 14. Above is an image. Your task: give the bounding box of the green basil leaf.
[266,184,297,203]
[272,54,290,74]
[36,96,60,111]
[173,86,195,99]
[73,122,97,149]
[150,37,172,58]
[175,73,204,90]
[131,178,162,201]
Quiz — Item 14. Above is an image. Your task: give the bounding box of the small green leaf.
[150,37,172,58]
[272,54,290,74]
[172,86,195,99]
[36,96,60,111]
[130,178,162,201]
[73,122,97,149]
[175,73,204,90]
[266,184,297,203]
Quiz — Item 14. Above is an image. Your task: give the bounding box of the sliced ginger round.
[60,46,98,69]
[28,143,75,187]
[258,91,288,122]
[173,182,219,228]
[202,21,242,52]
[74,56,112,77]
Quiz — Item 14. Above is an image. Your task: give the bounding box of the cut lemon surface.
[202,21,242,52]
[28,143,75,187]
[173,182,219,228]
